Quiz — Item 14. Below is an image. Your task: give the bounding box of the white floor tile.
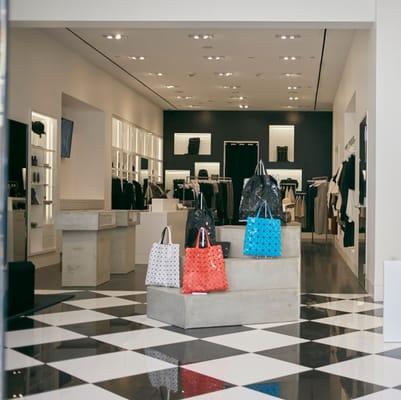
[315,313,383,330]
[123,314,169,327]
[316,300,383,313]
[91,290,146,297]
[316,331,401,354]
[244,319,306,330]
[6,327,84,348]
[355,389,401,399]
[49,350,174,383]
[318,354,401,388]
[93,327,194,350]
[315,293,368,300]
[186,386,278,399]
[183,353,310,386]
[203,329,308,352]
[34,290,83,295]
[5,349,43,370]
[29,310,116,326]
[22,384,128,399]
[64,297,139,309]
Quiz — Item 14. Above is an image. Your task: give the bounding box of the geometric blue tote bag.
[243,201,282,257]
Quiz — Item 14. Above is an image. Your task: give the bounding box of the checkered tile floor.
[6,291,401,399]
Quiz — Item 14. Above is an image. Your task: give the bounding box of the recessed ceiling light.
[222,85,240,90]
[230,96,246,100]
[276,34,301,40]
[288,86,301,90]
[128,56,146,60]
[216,72,233,77]
[166,85,176,89]
[189,33,214,40]
[239,104,249,109]
[284,105,299,109]
[103,33,126,40]
[188,105,201,108]
[147,72,164,77]
[280,56,300,61]
[283,73,302,77]
[205,56,224,61]
[176,96,193,100]
[289,96,299,101]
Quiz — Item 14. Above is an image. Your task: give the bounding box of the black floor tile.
[6,365,85,398]
[63,318,151,336]
[137,340,245,365]
[301,294,342,305]
[32,302,82,315]
[246,370,386,400]
[378,347,401,360]
[265,321,355,340]
[14,337,124,363]
[6,317,50,331]
[95,304,147,317]
[359,308,384,317]
[120,294,147,303]
[367,326,383,334]
[300,306,348,320]
[162,325,253,338]
[97,368,232,399]
[67,291,109,300]
[257,342,368,368]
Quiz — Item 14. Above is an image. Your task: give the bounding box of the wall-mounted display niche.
[112,117,163,183]
[29,111,57,256]
[267,169,303,191]
[174,133,211,155]
[165,170,191,192]
[269,125,295,162]
[194,162,220,178]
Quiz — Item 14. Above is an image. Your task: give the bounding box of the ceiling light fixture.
[176,96,193,100]
[222,85,240,89]
[289,96,299,101]
[205,56,224,61]
[280,56,299,61]
[239,104,249,109]
[230,96,246,100]
[103,33,126,40]
[187,105,201,108]
[288,86,301,90]
[166,85,176,89]
[189,33,214,40]
[283,73,302,77]
[128,56,146,60]
[216,72,233,77]
[276,34,301,40]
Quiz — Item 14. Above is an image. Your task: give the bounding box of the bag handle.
[195,192,207,210]
[195,227,211,248]
[160,226,173,244]
[256,200,273,219]
[254,159,267,176]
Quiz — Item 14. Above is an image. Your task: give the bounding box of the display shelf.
[28,111,57,258]
[194,162,220,177]
[174,133,211,155]
[269,125,295,163]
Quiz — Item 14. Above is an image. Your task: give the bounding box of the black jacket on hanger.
[133,180,145,210]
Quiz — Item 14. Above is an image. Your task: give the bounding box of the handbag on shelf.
[185,192,216,247]
[188,137,201,155]
[239,159,282,221]
[214,241,231,258]
[145,226,180,288]
[243,201,282,257]
[182,227,228,294]
[277,146,289,162]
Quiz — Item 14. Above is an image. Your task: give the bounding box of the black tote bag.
[239,159,283,221]
[185,192,216,247]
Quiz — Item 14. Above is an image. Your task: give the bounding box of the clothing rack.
[186,176,232,183]
[307,177,329,243]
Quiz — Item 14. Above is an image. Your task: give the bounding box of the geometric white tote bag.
[145,226,180,288]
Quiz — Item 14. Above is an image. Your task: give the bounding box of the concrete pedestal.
[147,223,301,328]
[111,211,140,274]
[56,211,116,287]
[135,210,188,264]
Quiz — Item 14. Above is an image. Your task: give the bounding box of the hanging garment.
[145,226,180,288]
[123,181,135,210]
[112,177,123,209]
[306,185,318,231]
[182,228,228,294]
[133,180,145,210]
[314,182,329,234]
[187,137,200,155]
[276,146,288,162]
[226,181,234,222]
[239,159,282,221]
[243,202,282,257]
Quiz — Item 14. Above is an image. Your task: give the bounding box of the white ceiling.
[48,27,355,111]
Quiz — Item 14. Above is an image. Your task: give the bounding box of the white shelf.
[32,144,55,153]
[174,133,211,155]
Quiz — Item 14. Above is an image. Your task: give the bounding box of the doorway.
[224,141,259,222]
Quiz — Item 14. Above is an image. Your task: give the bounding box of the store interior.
[5,22,385,399]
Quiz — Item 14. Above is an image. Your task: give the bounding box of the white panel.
[384,261,401,342]
[174,133,211,155]
[267,169,303,191]
[269,125,295,162]
[194,162,220,177]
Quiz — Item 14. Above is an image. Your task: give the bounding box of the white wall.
[8,27,163,267]
[332,30,375,279]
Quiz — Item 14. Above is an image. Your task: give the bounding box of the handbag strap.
[196,192,206,210]
[256,200,273,219]
[160,226,173,244]
[195,227,211,248]
[254,159,267,176]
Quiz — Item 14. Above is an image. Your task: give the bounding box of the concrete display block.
[147,287,299,329]
[216,223,301,258]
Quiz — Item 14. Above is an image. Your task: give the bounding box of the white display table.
[56,211,116,287]
[111,211,140,274]
[135,209,188,264]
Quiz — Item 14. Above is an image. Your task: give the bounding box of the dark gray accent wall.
[163,110,332,190]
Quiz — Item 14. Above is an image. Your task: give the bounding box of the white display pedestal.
[147,223,301,328]
[135,210,188,264]
[111,211,140,274]
[384,260,401,342]
[56,211,116,286]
